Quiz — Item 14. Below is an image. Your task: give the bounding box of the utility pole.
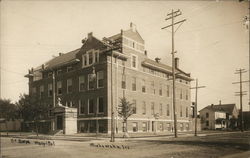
[233,68,249,132]
[110,51,115,142]
[162,9,186,138]
[190,79,205,136]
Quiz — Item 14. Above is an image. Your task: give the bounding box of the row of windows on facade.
[33,73,189,102]
[77,98,189,118]
[130,100,189,118]
[121,76,189,100]
[32,71,104,96]
[131,122,190,132]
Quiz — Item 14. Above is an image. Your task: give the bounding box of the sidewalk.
[1,130,248,142]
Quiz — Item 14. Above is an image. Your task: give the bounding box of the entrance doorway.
[57,115,63,130]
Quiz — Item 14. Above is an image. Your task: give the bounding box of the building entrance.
[57,115,63,130]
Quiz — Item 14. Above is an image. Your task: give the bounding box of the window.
[132,122,138,132]
[121,75,126,89]
[132,77,136,91]
[48,83,52,97]
[57,69,62,75]
[186,107,189,117]
[151,81,155,94]
[39,85,44,98]
[57,81,62,95]
[185,89,188,100]
[97,71,104,88]
[131,55,137,68]
[206,120,209,126]
[180,105,183,117]
[186,123,189,130]
[88,74,95,90]
[167,85,170,97]
[167,104,170,116]
[132,99,137,114]
[88,99,94,114]
[159,123,163,131]
[88,52,93,65]
[159,84,163,96]
[67,66,73,72]
[159,103,163,116]
[167,123,171,131]
[151,102,155,115]
[79,75,85,91]
[180,89,183,99]
[67,79,72,93]
[79,100,85,115]
[142,122,147,132]
[206,113,209,118]
[82,55,87,66]
[142,101,146,115]
[94,51,99,63]
[48,72,53,78]
[142,79,146,93]
[98,97,104,113]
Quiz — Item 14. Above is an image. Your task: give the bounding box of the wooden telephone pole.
[190,79,205,136]
[162,9,186,138]
[233,68,249,132]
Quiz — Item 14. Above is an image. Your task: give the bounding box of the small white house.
[199,104,238,130]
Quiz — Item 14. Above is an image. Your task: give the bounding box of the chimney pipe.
[144,50,147,56]
[88,32,93,39]
[219,100,221,105]
[175,58,179,68]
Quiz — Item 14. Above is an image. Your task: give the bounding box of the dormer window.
[82,50,99,68]
[131,54,137,69]
[88,52,93,65]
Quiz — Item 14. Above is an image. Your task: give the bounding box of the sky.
[0,0,249,111]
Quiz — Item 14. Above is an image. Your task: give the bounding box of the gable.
[76,36,107,59]
[123,29,144,44]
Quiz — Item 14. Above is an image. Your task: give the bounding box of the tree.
[0,98,18,135]
[16,94,50,135]
[117,97,135,137]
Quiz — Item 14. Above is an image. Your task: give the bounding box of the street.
[1,131,249,158]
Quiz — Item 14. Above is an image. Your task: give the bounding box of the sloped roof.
[44,48,80,70]
[201,104,236,114]
[142,58,191,80]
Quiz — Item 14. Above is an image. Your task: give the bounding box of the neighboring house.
[25,23,192,134]
[199,104,238,130]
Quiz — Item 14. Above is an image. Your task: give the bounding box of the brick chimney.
[130,22,136,32]
[175,58,179,68]
[88,32,93,39]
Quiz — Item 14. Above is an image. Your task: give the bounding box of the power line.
[232,68,249,132]
[162,9,186,138]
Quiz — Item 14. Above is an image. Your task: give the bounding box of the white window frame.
[97,97,104,114]
[79,100,85,115]
[88,99,94,114]
[97,71,104,89]
[67,79,72,93]
[48,83,52,97]
[88,74,95,90]
[39,85,44,98]
[79,75,85,92]
[131,54,138,69]
[57,81,62,96]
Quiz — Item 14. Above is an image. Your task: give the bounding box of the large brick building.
[26,23,192,134]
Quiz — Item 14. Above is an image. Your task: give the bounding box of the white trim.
[77,117,190,122]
